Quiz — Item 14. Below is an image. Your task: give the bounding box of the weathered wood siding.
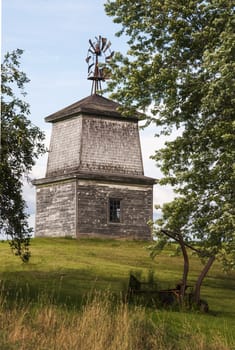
[46,114,143,177]
[80,116,143,175]
[76,180,152,240]
[35,179,153,240]
[46,117,82,177]
[35,180,76,237]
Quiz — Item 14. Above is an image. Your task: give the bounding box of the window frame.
[108,198,122,223]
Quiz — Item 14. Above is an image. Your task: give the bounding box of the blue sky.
[2,0,175,230]
[2,0,125,127]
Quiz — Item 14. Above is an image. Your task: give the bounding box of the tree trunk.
[161,229,189,304]
[193,256,215,305]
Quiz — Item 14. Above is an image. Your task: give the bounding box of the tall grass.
[0,291,232,350]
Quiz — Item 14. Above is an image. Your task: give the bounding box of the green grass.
[0,237,235,349]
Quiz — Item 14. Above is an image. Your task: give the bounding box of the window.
[109,198,121,223]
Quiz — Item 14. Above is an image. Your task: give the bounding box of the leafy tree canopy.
[0,49,45,262]
[105,0,235,269]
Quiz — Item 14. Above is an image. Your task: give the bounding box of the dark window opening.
[109,198,121,223]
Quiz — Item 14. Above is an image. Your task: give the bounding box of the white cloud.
[22,128,50,230]
[153,184,176,207]
[30,129,51,179]
[140,125,178,212]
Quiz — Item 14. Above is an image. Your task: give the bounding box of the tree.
[0,49,45,262]
[105,0,235,304]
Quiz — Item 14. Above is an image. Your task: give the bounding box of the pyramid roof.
[45,94,139,122]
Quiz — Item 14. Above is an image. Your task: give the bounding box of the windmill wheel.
[86,35,114,94]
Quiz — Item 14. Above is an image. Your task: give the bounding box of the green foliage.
[0,49,45,261]
[105,0,235,268]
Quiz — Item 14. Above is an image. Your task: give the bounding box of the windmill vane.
[86,35,114,95]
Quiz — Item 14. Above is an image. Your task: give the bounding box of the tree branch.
[160,229,212,258]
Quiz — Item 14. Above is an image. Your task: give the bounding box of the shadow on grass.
[0,269,128,310]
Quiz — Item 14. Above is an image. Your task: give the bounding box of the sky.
[2,0,176,231]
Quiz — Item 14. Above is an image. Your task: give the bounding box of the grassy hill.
[0,237,234,349]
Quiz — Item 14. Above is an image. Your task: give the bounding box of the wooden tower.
[33,37,155,240]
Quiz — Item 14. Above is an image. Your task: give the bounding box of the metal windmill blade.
[103,41,111,53]
[86,55,91,63]
[89,39,96,53]
[105,51,115,61]
[101,37,107,50]
[85,35,114,95]
[88,63,94,73]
